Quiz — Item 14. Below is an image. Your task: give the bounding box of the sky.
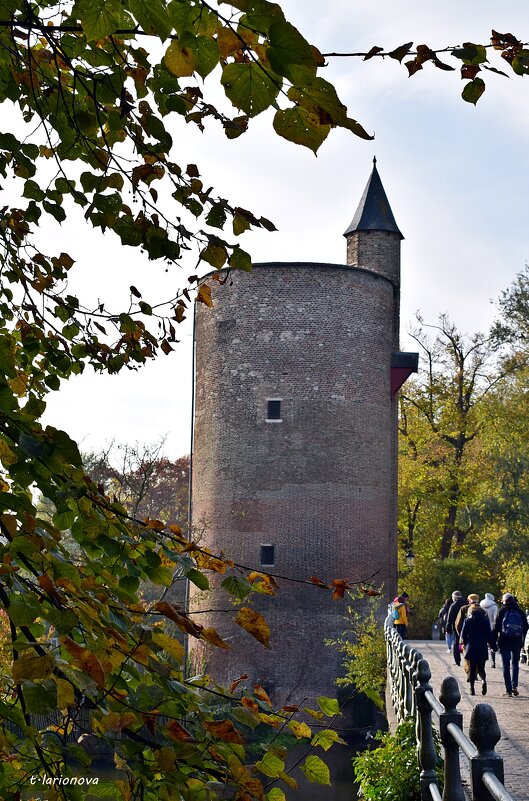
[39,1,529,460]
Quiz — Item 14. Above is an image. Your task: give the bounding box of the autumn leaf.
[235,607,270,647]
[310,575,329,588]
[204,719,244,744]
[97,712,137,733]
[155,601,204,638]
[253,684,272,705]
[166,720,196,742]
[201,627,231,649]
[60,637,106,689]
[38,573,66,604]
[331,578,350,600]
[361,587,381,597]
[196,284,214,307]
[229,674,249,694]
[12,653,54,683]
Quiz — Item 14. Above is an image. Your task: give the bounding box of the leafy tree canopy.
[0,1,528,798]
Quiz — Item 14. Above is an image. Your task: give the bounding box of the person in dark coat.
[493,593,529,697]
[437,598,452,651]
[445,591,465,666]
[460,604,494,695]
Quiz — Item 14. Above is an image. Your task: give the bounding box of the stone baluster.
[468,704,504,801]
[410,648,423,719]
[439,676,466,801]
[415,659,440,801]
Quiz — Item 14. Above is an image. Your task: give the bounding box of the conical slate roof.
[344,158,403,239]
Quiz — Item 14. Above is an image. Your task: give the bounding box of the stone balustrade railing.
[385,623,517,801]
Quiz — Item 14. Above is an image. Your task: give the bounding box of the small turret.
[344,158,403,289]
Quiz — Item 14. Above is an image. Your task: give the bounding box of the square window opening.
[266,399,282,421]
[260,544,275,567]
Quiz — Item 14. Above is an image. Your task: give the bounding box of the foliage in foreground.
[330,593,387,711]
[353,718,442,801]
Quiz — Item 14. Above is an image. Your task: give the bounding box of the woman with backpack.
[392,596,408,638]
[493,593,529,697]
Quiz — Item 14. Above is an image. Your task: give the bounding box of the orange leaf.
[235,607,270,648]
[196,284,213,307]
[361,587,382,597]
[166,720,196,742]
[201,627,231,649]
[253,684,271,706]
[310,575,329,588]
[281,704,299,713]
[144,518,165,531]
[61,637,106,689]
[38,573,65,603]
[204,719,244,744]
[331,579,350,600]
[229,674,249,694]
[241,697,259,713]
[155,602,204,638]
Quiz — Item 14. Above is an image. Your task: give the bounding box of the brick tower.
[189,160,413,706]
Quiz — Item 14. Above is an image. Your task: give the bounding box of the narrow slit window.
[260,544,275,567]
[266,399,282,421]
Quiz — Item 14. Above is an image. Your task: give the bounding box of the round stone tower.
[190,161,406,706]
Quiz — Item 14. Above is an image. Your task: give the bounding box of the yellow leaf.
[288,720,312,739]
[152,631,185,662]
[12,653,54,683]
[0,440,18,466]
[156,746,176,771]
[196,284,214,308]
[0,513,17,538]
[97,712,137,733]
[201,627,231,649]
[235,608,270,648]
[54,677,75,709]
[164,41,195,77]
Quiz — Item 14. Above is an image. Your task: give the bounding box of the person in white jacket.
[480,592,498,667]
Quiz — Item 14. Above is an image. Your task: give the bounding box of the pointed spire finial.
[343,159,403,239]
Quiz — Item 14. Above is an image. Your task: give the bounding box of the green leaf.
[311,728,345,750]
[129,0,172,40]
[267,19,317,84]
[229,247,252,272]
[186,567,210,591]
[361,686,385,709]
[221,575,251,600]
[232,706,260,729]
[256,751,284,778]
[18,433,54,461]
[452,43,487,66]
[273,106,329,153]
[462,77,485,105]
[317,696,340,717]
[23,180,45,202]
[74,0,122,41]
[267,789,286,801]
[23,680,57,714]
[221,63,281,117]
[299,754,331,785]
[8,594,41,627]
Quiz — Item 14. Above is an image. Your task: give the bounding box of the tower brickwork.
[190,163,403,707]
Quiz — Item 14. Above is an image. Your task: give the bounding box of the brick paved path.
[410,640,529,801]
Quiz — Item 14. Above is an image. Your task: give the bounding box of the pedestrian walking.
[445,591,465,666]
[461,603,494,695]
[392,596,408,638]
[480,592,498,667]
[437,598,452,650]
[493,593,529,697]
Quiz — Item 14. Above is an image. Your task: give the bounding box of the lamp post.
[405,549,415,569]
